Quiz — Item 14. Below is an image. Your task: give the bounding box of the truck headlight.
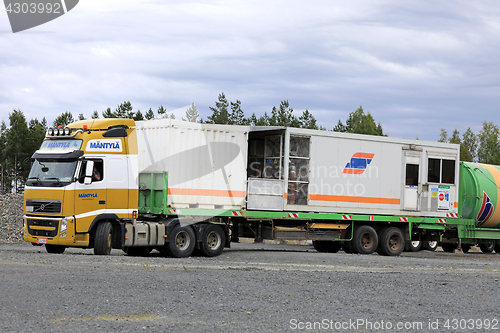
[60,217,68,232]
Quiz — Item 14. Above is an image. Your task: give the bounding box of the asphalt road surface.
[1,241,500,332]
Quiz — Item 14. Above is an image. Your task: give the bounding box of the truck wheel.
[123,247,153,256]
[378,227,405,256]
[423,241,438,251]
[94,222,113,255]
[166,225,195,258]
[45,244,65,254]
[352,225,378,254]
[405,240,421,252]
[480,240,495,253]
[441,243,456,252]
[200,225,226,257]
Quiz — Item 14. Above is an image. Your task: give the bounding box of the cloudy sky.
[1,0,499,141]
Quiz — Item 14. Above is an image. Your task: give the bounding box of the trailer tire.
[461,244,471,253]
[343,240,355,254]
[480,240,495,253]
[166,225,195,258]
[45,244,65,254]
[441,243,456,252]
[405,240,421,252]
[378,227,405,256]
[423,241,438,251]
[199,225,226,257]
[315,241,342,253]
[94,221,113,255]
[123,247,153,256]
[495,241,500,254]
[312,240,324,252]
[352,225,378,254]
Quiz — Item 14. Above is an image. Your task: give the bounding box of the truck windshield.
[27,159,78,186]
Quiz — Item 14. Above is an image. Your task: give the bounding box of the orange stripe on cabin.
[168,188,246,198]
[342,169,365,174]
[352,153,375,158]
[309,194,400,205]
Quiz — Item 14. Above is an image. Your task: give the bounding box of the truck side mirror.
[84,160,94,185]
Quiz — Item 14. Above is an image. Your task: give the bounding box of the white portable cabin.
[136,120,460,218]
[246,127,460,218]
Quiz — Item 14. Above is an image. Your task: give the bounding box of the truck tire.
[405,240,421,252]
[45,244,65,254]
[166,225,195,258]
[343,240,356,254]
[480,240,495,253]
[378,227,405,256]
[94,221,113,255]
[318,241,342,253]
[352,225,378,254]
[423,241,438,251]
[199,225,226,257]
[123,247,153,256]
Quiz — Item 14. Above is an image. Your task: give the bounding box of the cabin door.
[403,152,421,211]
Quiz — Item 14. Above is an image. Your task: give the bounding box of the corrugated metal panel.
[136,119,248,210]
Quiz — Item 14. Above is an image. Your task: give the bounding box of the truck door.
[403,152,421,211]
[74,159,107,233]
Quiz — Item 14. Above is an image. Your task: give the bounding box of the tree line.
[0,93,385,193]
[438,122,500,164]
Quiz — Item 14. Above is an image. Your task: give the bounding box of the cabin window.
[79,159,104,183]
[427,158,455,184]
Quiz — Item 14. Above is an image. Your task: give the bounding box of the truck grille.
[26,200,61,214]
[27,219,58,237]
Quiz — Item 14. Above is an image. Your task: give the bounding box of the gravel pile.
[0,193,24,243]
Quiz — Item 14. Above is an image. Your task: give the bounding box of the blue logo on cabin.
[79,193,97,198]
[477,191,494,226]
[343,153,375,175]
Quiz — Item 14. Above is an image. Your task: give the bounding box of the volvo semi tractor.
[22,118,500,257]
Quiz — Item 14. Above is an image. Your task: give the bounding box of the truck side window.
[79,160,104,183]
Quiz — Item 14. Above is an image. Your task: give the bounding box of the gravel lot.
[1,241,500,333]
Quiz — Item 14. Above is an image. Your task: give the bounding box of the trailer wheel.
[480,240,495,253]
[94,221,113,255]
[200,225,226,257]
[461,244,471,253]
[343,240,356,254]
[314,241,342,253]
[441,243,456,252]
[423,241,438,251]
[166,225,195,258]
[378,227,405,256]
[312,240,324,252]
[123,247,153,256]
[352,225,378,254]
[45,244,65,254]
[405,240,421,252]
[495,241,500,254]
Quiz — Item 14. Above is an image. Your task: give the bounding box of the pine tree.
[134,110,144,121]
[115,101,134,118]
[230,100,246,125]
[53,112,75,127]
[78,113,85,121]
[145,108,155,120]
[5,109,30,192]
[102,107,115,118]
[184,103,199,122]
[206,93,230,124]
[334,106,385,136]
[91,111,100,119]
[157,105,167,118]
[298,109,318,129]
